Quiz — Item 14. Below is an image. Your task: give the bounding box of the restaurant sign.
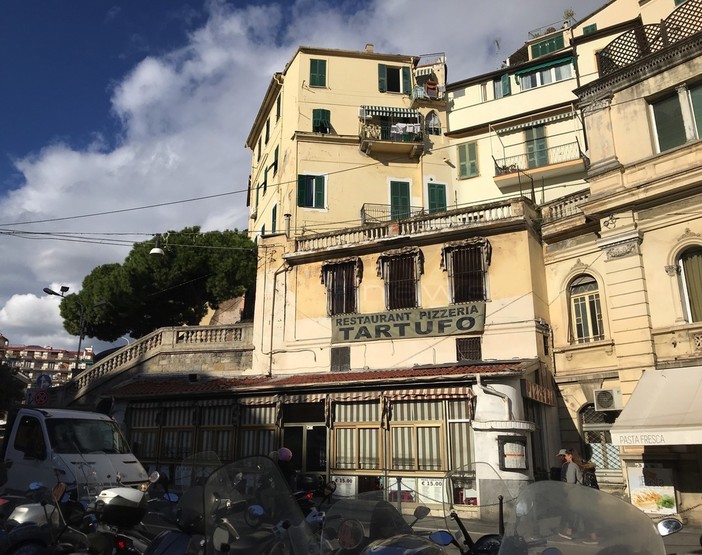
[332,303,485,343]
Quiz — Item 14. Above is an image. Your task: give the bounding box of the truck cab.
[1,407,148,499]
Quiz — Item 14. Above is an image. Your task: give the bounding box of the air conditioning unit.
[594,387,624,411]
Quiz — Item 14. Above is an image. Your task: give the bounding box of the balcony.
[360,203,426,224]
[493,141,588,189]
[597,0,702,77]
[291,198,531,256]
[359,105,424,158]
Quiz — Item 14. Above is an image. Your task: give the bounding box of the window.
[526,125,548,168]
[442,239,491,303]
[276,95,281,121]
[675,0,688,5]
[678,246,702,321]
[448,400,472,471]
[519,61,572,90]
[569,274,604,343]
[333,402,381,470]
[425,111,441,135]
[530,33,565,58]
[378,248,423,310]
[494,74,511,99]
[480,82,488,102]
[257,137,262,161]
[456,337,481,361]
[312,108,331,134]
[580,404,621,471]
[14,416,46,460]
[378,64,411,93]
[331,346,351,372]
[310,59,327,87]
[390,180,410,220]
[262,170,268,195]
[297,175,325,208]
[265,119,270,144]
[458,142,478,178]
[390,402,443,471]
[322,259,361,315]
[427,183,446,213]
[651,83,702,152]
[271,204,277,234]
[270,146,279,176]
[582,23,597,35]
[238,405,276,458]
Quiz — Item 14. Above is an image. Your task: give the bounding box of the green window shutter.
[273,146,279,174]
[526,126,548,168]
[467,142,478,177]
[428,183,447,213]
[265,119,270,143]
[402,67,411,94]
[276,95,281,120]
[314,176,325,208]
[459,143,478,178]
[390,181,410,219]
[501,73,511,96]
[378,64,387,92]
[312,109,331,133]
[583,24,597,35]
[297,175,307,207]
[263,170,268,195]
[653,94,686,151]
[458,144,468,178]
[271,205,277,234]
[310,59,326,87]
[256,184,261,207]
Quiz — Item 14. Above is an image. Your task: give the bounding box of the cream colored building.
[245,45,559,501]
[543,0,702,522]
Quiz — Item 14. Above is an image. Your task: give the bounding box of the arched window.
[569,274,604,343]
[678,246,702,322]
[425,111,441,136]
[580,404,621,472]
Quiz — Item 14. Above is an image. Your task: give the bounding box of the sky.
[0,0,607,354]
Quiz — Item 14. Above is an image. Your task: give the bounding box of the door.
[4,415,53,490]
[282,425,327,489]
[390,181,410,220]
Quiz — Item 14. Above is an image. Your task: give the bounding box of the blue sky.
[0,0,606,351]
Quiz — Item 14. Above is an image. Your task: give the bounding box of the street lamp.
[43,286,106,378]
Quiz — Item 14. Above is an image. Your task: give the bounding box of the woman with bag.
[559,449,601,544]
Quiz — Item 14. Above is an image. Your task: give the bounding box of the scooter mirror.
[429,530,454,546]
[657,518,683,537]
[413,506,431,520]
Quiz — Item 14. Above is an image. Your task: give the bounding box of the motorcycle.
[146,454,313,555]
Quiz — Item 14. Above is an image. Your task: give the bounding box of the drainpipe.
[284,214,291,239]
[268,262,287,377]
[475,374,513,421]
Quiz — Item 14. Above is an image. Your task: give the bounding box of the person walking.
[559,449,600,545]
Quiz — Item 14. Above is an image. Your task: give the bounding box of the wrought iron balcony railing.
[493,141,586,175]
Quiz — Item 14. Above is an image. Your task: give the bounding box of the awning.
[514,56,573,77]
[610,366,702,446]
[360,105,420,119]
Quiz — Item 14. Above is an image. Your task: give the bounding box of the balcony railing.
[294,199,522,253]
[361,203,426,224]
[541,189,591,222]
[597,0,702,77]
[494,141,585,175]
[360,123,422,143]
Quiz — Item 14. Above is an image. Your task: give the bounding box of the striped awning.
[360,105,420,119]
[495,111,574,134]
[383,387,473,400]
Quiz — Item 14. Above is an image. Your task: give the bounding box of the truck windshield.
[46,418,133,455]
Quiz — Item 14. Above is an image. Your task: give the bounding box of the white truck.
[0,407,148,499]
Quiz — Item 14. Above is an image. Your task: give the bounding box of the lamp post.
[43,286,106,379]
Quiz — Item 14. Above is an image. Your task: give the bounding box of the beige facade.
[544,0,702,523]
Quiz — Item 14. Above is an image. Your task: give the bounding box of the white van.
[1,407,148,498]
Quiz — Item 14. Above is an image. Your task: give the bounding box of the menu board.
[627,464,677,515]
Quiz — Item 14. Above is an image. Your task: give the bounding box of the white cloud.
[0,0,606,350]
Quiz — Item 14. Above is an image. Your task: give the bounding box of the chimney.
[365,43,374,53]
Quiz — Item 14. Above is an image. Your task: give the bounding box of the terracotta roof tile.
[109,360,532,399]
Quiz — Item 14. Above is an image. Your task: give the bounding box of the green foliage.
[0,363,26,417]
[59,227,257,341]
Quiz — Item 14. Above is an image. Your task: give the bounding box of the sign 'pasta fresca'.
[331,303,486,343]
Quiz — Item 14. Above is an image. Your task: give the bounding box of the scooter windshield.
[202,455,311,555]
[497,480,666,555]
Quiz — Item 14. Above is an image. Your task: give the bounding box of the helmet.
[277,447,293,462]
